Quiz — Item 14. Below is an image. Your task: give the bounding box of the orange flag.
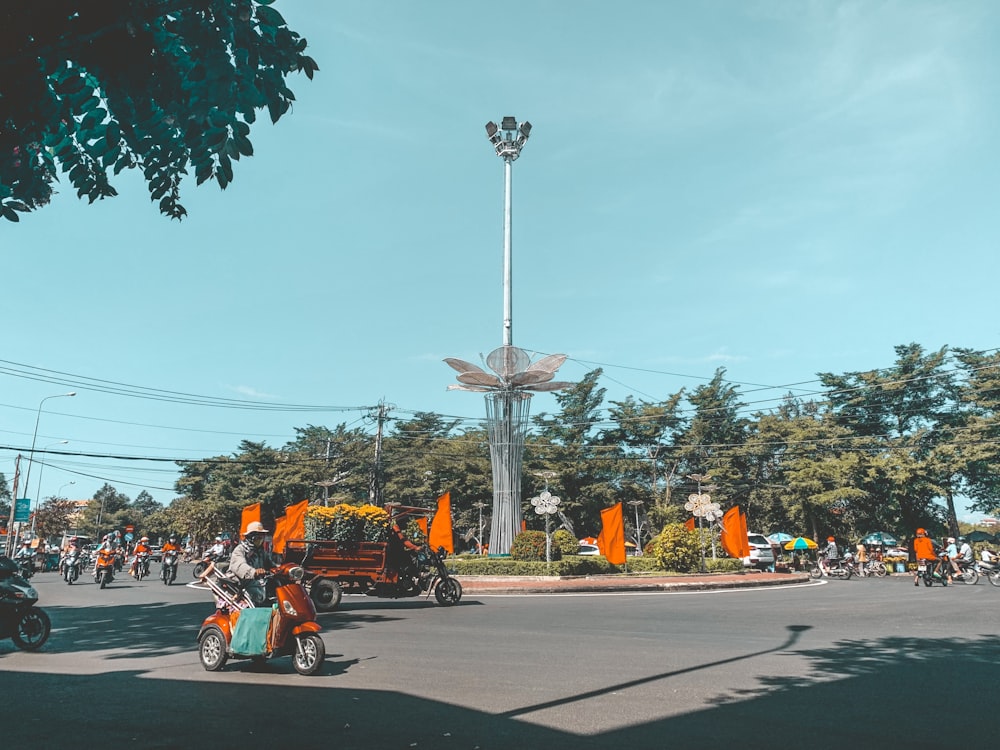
[720,506,751,559]
[684,517,695,532]
[272,499,308,555]
[240,502,261,535]
[416,517,428,538]
[596,502,627,565]
[738,510,749,557]
[428,492,454,554]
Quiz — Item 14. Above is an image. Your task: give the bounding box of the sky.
[2,1,999,521]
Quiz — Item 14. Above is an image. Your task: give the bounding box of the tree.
[531,370,611,536]
[0,0,318,221]
[33,498,79,539]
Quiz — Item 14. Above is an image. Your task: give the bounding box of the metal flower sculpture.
[445,345,573,555]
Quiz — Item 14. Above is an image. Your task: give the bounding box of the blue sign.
[124,533,134,543]
[13,498,31,523]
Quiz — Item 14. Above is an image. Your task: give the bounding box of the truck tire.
[310,579,343,612]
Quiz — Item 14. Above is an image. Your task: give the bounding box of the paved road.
[2,565,997,749]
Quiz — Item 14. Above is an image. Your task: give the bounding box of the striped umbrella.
[783,536,818,550]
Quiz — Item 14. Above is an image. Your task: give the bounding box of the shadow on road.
[1,606,997,748]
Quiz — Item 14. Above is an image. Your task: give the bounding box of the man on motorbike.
[130,536,152,577]
[162,534,181,556]
[912,528,942,586]
[13,542,34,573]
[956,536,974,570]
[229,521,275,605]
[207,536,226,559]
[819,536,839,577]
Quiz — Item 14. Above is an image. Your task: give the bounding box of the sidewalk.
[456,570,811,594]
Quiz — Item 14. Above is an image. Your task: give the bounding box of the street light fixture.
[56,481,76,498]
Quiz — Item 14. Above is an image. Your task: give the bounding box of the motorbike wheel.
[807,566,822,579]
[434,577,463,606]
[310,579,343,612]
[193,562,207,579]
[961,568,979,585]
[842,566,853,580]
[199,626,229,672]
[292,633,325,676]
[12,606,51,651]
[989,571,1000,588]
[99,569,108,588]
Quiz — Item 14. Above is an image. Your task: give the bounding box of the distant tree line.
[5,343,999,550]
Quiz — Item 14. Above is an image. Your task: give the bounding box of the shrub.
[552,529,579,556]
[510,530,561,561]
[649,523,701,572]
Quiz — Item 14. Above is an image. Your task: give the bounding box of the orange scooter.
[94,548,116,588]
[193,561,325,675]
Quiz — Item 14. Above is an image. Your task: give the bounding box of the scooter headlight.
[282,599,298,616]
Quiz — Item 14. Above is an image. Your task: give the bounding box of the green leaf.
[2,206,20,222]
[255,6,285,28]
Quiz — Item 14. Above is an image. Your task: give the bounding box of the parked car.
[577,543,601,556]
[744,533,775,570]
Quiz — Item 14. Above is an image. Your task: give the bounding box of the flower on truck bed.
[304,503,390,543]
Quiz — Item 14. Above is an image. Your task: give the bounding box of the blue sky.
[2,1,998,520]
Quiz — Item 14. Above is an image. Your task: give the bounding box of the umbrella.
[767,532,794,544]
[784,537,818,550]
[861,532,899,546]
[966,530,997,544]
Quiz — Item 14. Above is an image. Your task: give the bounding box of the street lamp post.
[8,391,75,551]
[30,439,68,538]
[56,481,76,498]
[473,502,488,554]
[627,500,644,555]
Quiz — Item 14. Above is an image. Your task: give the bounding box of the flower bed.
[304,503,390,543]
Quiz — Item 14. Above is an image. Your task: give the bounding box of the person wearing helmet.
[161,533,181,556]
[912,528,941,586]
[130,536,152,578]
[940,536,959,583]
[952,536,974,581]
[207,535,226,560]
[819,536,839,578]
[229,521,274,605]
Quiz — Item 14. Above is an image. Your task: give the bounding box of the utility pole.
[368,401,390,506]
[4,455,22,555]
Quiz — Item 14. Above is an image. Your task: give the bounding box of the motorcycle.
[132,552,151,581]
[974,556,1000,587]
[952,559,979,585]
[94,548,116,588]
[917,557,949,586]
[161,550,179,585]
[192,561,324,675]
[193,550,229,579]
[0,556,51,651]
[61,549,83,584]
[414,544,463,605]
[808,556,854,579]
[13,555,34,580]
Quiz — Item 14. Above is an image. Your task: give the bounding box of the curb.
[455,572,811,594]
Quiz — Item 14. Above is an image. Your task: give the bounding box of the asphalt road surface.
[2,564,997,749]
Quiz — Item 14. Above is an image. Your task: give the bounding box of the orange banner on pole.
[720,505,750,559]
[596,502,627,565]
[272,499,308,555]
[684,517,695,532]
[428,492,454,554]
[240,502,261,536]
[416,517,428,538]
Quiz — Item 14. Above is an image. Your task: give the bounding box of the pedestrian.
[855,541,868,576]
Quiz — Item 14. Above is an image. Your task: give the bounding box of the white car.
[577,543,601,556]
[743,533,775,569]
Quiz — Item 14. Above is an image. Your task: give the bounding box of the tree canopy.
[0,0,317,221]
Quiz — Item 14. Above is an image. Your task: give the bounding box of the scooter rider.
[229,521,275,605]
[819,536,839,577]
[13,541,34,573]
[130,536,152,577]
[207,536,226,559]
[912,528,942,586]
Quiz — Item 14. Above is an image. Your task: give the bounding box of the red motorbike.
[193,561,324,675]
